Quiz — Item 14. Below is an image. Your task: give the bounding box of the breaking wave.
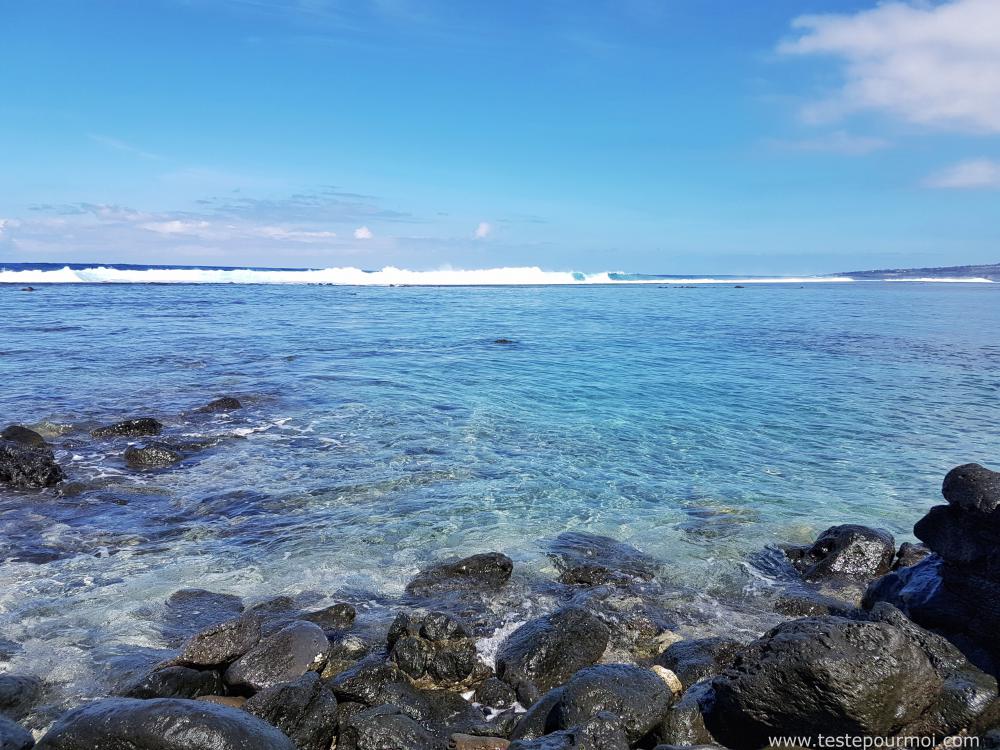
[0,264,855,285]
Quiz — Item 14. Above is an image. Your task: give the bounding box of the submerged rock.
[0,440,63,488]
[224,621,329,692]
[1,425,46,449]
[0,675,42,721]
[33,697,295,750]
[784,524,895,582]
[0,716,34,750]
[244,672,337,750]
[124,442,182,469]
[161,589,245,647]
[91,418,163,438]
[195,397,242,413]
[406,553,514,596]
[702,604,999,749]
[496,607,609,705]
[548,532,658,583]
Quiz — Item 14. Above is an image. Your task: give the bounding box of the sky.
[1,0,998,275]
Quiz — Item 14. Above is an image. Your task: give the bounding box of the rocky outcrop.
[91,418,162,438]
[496,607,609,705]
[244,672,337,750]
[388,611,482,688]
[195,397,242,413]
[702,603,999,749]
[224,621,329,692]
[0,440,63,488]
[33,698,295,750]
[865,463,1000,675]
[784,524,895,582]
[406,553,514,596]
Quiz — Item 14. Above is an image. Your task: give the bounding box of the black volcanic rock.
[654,637,743,687]
[124,442,182,469]
[942,463,1000,514]
[91,418,162,438]
[387,611,480,688]
[119,666,223,700]
[224,621,329,692]
[785,524,895,582]
[196,397,242,414]
[0,716,34,750]
[1,425,46,449]
[548,532,658,583]
[0,440,63,488]
[406,553,513,596]
[178,613,262,668]
[244,672,337,750]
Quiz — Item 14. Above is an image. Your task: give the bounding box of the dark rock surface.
[244,672,337,750]
[120,666,223,700]
[1,425,46,449]
[161,589,245,647]
[508,712,629,750]
[654,637,742,687]
[0,675,42,721]
[892,541,931,570]
[388,611,481,687]
[785,524,895,582]
[547,532,658,582]
[33,697,295,750]
[196,397,242,413]
[338,704,444,750]
[179,613,262,668]
[224,621,329,692]
[703,604,999,749]
[124,442,182,468]
[406,553,514,596]
[0,440,63,488]
[0,716,34,750]
[302,602,356,632]
[654,680,717,747]
[942,463,1000,513]
[496,607,609,705]
[91,418,163,438]
[475,677,517,709]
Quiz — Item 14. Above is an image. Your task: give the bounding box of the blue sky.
[1,0,998,274]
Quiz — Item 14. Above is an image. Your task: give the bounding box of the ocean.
[1,272,999,720]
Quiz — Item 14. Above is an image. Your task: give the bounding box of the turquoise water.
[1,281,999,712]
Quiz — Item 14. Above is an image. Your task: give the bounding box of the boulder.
[406,553,514,596]
[496,607,609,705]
[0,675,42,720]
[508,712,629,750]
[91,418,162,438]
[337,704,444,750]
[702,604,999,749]
[942,463,1000,513]
[244,672,337,750]
[328,659,427,713]
[653,680,717,747]
[33,698,295,750]
[893,541,931,570]
[120,666,223,700]
[224,621,329,692]
[0,716,33,750]
[196,397,242,414]
[1,425,46,448]
[653,637,742,687]
[124,443,182,469]
[302,602,356,632]
[785,524,895,582]
[474,677,517,709]
[547,532,658,582]
[161,589,245,647]
[388,611,481,687]
[178,613,262,668]
[0,440,63,488]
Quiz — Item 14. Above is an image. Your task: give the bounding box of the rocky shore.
[2,413,1000,749]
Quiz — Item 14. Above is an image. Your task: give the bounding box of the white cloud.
[253,226,337,242]
[778,0,1000,133]
[767,130,891,155]
[354,225,373,239]
[141,220,212,235]
[474,221,492,239]
[923,158,1000,188]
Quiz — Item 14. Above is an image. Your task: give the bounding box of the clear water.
[2,282,999,719]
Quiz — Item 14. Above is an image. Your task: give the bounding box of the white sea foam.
[883,277,995,283]
[0,265,857,285]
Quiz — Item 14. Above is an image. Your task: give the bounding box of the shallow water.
[1,282,999,719]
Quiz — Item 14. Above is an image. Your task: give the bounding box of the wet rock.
[942,463,1000,514]
[244,672,337,750]
[0,716,34,750]
[224,621,329,692]
[321,634,369,678]
[702,604,999,749]
[91,418,163,438]
[508,712,629,750]
[338,704,444,750]
[772,591,854,618]
[179,613,262,668]
[893,541,931,570]
[496,607,610,705]
[784,524,895,582]
[654,680,717,747]
[494,339,515,345]
[547,532,658,582]
[406,553,514,596]
[0,675,42,721]
[474,677,517,709]
[196,397,242,413]
[388,611,481,688]
[510,688,565,741]
[124,442,182,469]
[547,664,675,743]
[654,637,743,687]
[120,666,223,700]
[1,425,46,449]
[557,565,632,587]
[0,440,63,488]
[162,589,245,647]
[302,602,356,632]
[33,697,295,750]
